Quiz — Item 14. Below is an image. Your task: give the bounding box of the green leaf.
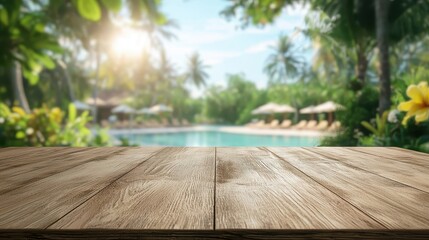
[76,0,101,21]
[23,68,39,85]
[35,23,45,32]
[35,54,56,69]
[101,0,122,12]
[418,135,429,145]
[0,8,8,26]
[16,131,25,139]
[68,103,76,122]
[361,121,378,135]
[155,12,167,25]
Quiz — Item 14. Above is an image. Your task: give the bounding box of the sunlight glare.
[112,29,149,58]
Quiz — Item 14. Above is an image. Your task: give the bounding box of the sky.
[160,0,312,97]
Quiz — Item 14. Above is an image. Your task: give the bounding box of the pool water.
[115,130,320,147]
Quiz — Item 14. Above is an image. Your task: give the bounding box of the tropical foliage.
[264,35,302,83]
[0,103,109,146]
[357,81,429,152]
[221,0,429,152]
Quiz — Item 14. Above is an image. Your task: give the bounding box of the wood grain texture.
[267,147,429,229]
[0,147,82,170]
[49,147,215,230]
[2,230,429,240]
[305,147,429,193]
[0,147,125,194]
[0,147,163,229]
[1,146,429,236]
[215,147,382,229]
[348,147,429,168]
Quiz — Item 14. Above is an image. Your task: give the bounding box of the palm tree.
[313,0,429,110]
[264,35,301,84]
[184,53,209,88]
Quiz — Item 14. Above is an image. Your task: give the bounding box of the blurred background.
[0,0,428,152]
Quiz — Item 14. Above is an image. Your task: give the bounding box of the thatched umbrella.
[150,104,173,114]
[72,100,91,110]
[299,105,318,120]
[314,101,345,124]
[137,107,155,115]
[252,103,295,122]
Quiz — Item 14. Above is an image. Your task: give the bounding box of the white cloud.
[173,18,239,46]
[178,31,230,45]
[245,40,276,54]
[204,18,237,32]
[201,50,242,65]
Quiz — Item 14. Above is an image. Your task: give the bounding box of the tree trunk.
[48,71,62,107]
[58,60,76,102]
[356,50,368,85]
[92,43,101,124]
[11,61,31,113]
[376,0,391,115]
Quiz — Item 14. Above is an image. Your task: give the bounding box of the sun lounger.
[245,120,259,127]
[291,120,308,129]
[181,119,190,126]
[161,118,169,127]
[145,120,158,128]
[328,121,341,131]
[315,120,329,130]
[280,120,292,128]
[113,121,121,129]
[138,122,146,128]
[101,120,110,128]
[305,120,317,129]
[250,120,265,128]
[269,119,279,128]
[172,118,180,126]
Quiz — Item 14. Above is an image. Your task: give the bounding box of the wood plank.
[268,147,429,229]
[2,229,429,240]
[0,147,126,194]
[348,147,429,168]
[305,147,429,193]
[0,147,51,159]
[49,147,215,230]
[0,147,78,168]
[0,147,163,229]
[215,147,382,229]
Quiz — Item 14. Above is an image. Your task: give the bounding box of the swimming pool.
[113,127,320,147]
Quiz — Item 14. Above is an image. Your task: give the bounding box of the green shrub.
[358,81,429,152]
[320,86,379,146]
[0,103,111,146]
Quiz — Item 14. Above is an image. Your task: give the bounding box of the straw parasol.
[252,103,281,115]
[150,104,173,114]
[72,100,91,110]
[137,107,154,115]
[112,104,135,114]
[252,103,295,122]
[313,101,345,123]
[86,97,106,106]
[314,101,344,113]
[299,105,318,120]
[275,104,296,113]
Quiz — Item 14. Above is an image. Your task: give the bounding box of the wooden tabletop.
[0,147,428,239]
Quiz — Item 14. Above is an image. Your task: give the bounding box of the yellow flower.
[12,106,26,116]
[398,81,429,125]
[50,107,63,123]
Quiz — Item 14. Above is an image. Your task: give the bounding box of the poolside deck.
[0,147,429,239]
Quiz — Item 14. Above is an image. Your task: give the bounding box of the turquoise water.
[114,130,320,147]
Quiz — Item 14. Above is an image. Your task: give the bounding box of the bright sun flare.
[112,29,149,57]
